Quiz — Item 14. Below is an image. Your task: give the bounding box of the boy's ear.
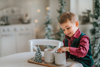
[75,21,79,27]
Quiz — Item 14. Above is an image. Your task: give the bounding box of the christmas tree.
[90,0,100,67]
[34,45,42,63]
[44,7,55,49]
[55,0,66,41]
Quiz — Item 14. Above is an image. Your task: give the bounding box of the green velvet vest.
[65,32,94,67]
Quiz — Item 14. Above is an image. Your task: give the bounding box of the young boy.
[57,12,94,67]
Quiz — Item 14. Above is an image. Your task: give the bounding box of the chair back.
[29,39,63,52]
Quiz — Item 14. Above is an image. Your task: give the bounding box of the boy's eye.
[67,27,70,30]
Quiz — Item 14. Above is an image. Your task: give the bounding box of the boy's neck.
[71,27,79,37]
[75,27,79,33]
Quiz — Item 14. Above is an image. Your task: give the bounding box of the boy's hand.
[57,47,69,53]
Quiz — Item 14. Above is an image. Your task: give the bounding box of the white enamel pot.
[54,52,66,65]
[44,48,55,64]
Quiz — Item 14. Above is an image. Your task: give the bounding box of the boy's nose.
[64,30,68,33]
[64,32,68,35]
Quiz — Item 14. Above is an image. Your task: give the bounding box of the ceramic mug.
[44,48,55,64]
[55,52,66,65]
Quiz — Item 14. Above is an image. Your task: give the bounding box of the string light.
[37,9,40,12]
[35,19,38,23]
[46,7,50,10]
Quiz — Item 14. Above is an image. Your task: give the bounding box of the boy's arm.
[69,35,89,58]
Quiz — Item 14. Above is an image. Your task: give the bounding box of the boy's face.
[60,21,78,37]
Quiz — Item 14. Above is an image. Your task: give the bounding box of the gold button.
[73,59,74,60]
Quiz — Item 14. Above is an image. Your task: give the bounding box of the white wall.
[70,0,79,16]
[0,0,49,39]
[78,0,93,15]
[70,0,93,16]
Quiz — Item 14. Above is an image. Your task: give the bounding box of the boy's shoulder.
[80,35,89,41]
[80,31,89,37]
[80,32,90,40]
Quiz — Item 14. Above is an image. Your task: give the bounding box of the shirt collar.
[73,28,81,38]
[65,28,81,40]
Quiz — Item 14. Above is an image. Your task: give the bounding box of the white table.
[0,52,83,67]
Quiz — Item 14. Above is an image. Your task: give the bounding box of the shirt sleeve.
[69,35,89,58]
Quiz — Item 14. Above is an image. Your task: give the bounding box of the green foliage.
[90,21,98,35]
[55,0,66,41]
[90,0,100,66]
[90,14,94,18]
[90,28,95,35]
[44,10,55,40]
[44,9,55,49]
[93,0,100,20]
[57,0,66,20]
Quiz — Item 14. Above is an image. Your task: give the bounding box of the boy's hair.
[59,12,78,24]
